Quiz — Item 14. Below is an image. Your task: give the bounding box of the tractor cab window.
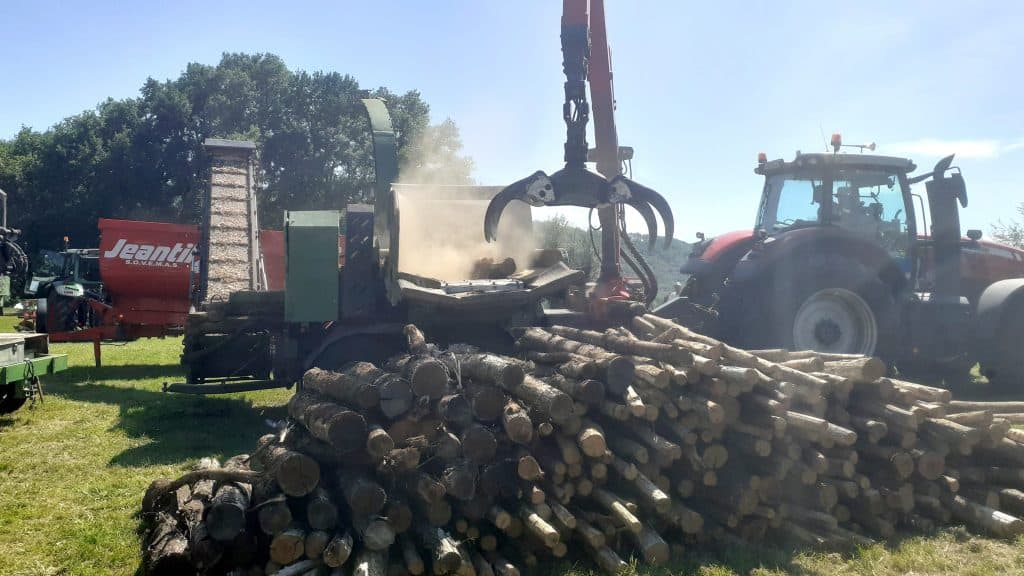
[829,170,909,257]
[757,175,824,234]
[78,256,101,283]
[35,250,66,277]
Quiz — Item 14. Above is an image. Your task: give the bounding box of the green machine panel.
[285,210,340,323]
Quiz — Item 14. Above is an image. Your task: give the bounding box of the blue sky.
[1,1,1021,240]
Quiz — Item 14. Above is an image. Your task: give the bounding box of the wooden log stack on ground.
[143,320,1024,575]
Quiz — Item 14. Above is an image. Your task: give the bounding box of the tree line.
[0,53,472,257]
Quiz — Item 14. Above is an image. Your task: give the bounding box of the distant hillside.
[535,216,690,302]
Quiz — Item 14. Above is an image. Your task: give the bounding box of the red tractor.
[657,136,1024,389]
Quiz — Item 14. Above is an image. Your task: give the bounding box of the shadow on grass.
[60,364,184,383]
[44,364,287,468]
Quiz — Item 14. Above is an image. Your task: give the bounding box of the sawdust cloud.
[395,135,539,282]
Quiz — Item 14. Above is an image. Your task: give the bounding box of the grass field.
[1,325,1024,575]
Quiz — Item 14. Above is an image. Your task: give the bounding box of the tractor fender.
[730,227,906,295]
[681,230,755,276]
[975,278,1024,348]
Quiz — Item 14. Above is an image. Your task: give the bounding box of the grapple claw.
[484,171,551,242]
[623,198,659,249]
[547,165,614,209]
[610,175,675,248]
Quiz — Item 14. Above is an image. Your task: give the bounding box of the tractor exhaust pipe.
[924,155,967,301]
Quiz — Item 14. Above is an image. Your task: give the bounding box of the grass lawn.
[0,322,1023,575]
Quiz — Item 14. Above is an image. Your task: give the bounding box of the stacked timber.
[143,319,1024,576]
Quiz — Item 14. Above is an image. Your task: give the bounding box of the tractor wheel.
[982,299,1024,393]
[0,384,26,414]
[50,295,78,332]
[34,292,49,334]
[761,256,898,359]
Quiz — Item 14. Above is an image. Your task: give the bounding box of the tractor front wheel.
[761,256,898,360]
[791,287,878,355]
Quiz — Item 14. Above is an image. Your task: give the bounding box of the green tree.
[0,52,471,257]
[993,203,1024,248]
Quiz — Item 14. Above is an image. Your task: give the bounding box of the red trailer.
[37,218,288,364]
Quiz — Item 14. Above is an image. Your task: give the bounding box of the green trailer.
[0,333,68,414]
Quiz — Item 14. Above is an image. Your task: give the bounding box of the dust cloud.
[394,136,539,283]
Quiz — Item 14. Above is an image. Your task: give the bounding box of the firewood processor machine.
[173,0,675,394]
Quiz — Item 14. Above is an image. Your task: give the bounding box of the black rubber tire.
[50,295,78,332]
[34,291,49,334]
[0,384,27,414]
[757,254,899,360]
[983,298,1024,392]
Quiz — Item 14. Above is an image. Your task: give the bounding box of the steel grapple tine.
[612,175,675,248]
[484,171,551,242]
[623,199,659,250]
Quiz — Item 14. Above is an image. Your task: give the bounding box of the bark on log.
[520,505,560,547]
[442,459,479,501]
[437,394,474,428]
[948,400,1024,414]
[288,391,368,451]
[515,327,633,394]
[323,531,354,568]
[305,530,331,559]
[948,495,1024,537]
[545,374,605,407]
[547,325,693,365]
[255,435,321,497]
[464,382,506,422]
[387,498,415,534]
[453,353,525,390]
[142,512,190,576]
[207,459,253,542]
[338,470,388,516]
[591,487,642,533]
[502,400,534,445]
[257,496,293,535]
[462,424,498,464]
[306,486,339,531]
[509,376,574,424]
[418,526,462,575]
[821,358,886,381]
[405,324,428,354]
[387,354,450,401]
[304,364,382,409]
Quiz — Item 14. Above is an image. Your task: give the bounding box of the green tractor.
[25,247,103,334]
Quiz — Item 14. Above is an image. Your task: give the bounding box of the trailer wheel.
[0,384,26,414]
[764,256,898,359]
[983,299,1024,391]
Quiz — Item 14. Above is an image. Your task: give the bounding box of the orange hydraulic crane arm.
[484,0,675,310]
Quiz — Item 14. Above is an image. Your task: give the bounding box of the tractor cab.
[27,248,103,299]
[754,147,917,283]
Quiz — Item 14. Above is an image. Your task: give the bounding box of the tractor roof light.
[757,152,767,165]
[831,133,842,153]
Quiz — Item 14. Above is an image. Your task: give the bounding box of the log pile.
[143,318,1024,575]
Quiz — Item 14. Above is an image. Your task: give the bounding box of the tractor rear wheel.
[983,299,1024,392]
[761,256,898,359]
